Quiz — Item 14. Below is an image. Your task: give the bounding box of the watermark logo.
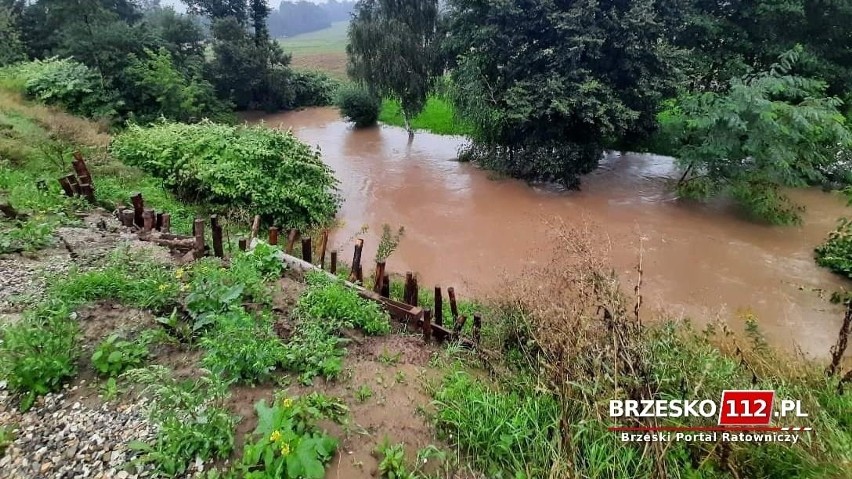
[608,390,811,443]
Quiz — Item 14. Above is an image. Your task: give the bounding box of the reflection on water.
[243,107,851,357]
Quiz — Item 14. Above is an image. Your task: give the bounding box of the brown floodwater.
[243,107,851,357]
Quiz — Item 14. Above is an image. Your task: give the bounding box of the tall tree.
[446,0,679,187]
[0,6,26,65]
[347,0,439,137]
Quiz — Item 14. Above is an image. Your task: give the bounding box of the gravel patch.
[0,382,157,479]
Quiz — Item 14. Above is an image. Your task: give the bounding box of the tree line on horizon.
[267,0,355,38]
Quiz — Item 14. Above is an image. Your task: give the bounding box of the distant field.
[278,21,349,79]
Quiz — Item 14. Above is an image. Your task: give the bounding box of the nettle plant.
[238,393,348,478]
[91,334,149,377]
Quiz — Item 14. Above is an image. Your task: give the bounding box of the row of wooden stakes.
[57,152,96,203]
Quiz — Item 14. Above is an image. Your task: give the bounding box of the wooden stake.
[319,230,329,269]
[350,239,364,283]
[381,273,390,298]
[193,218,205,259]
[155,212,163,231]
[66,174,80,196]
[373,262,386,293]
[121,209,134,227]
[268,226,279,246]
[330,250,338,274]
[286,229,299,254]
[453,315,467,340]
[142,209,154,233]
[79,182,95,203]
[130,193,144,227]
[301,237,312,263]
[423,308,432,343]
[249,215,261,241]
[71,157,91,180]
[411,276,419,306]
[448,287,459,321]
[473,315,482,344]
[58,176,75,197]
[160,213,171,234]
[211,215,224,258]
[434,286,443,326]
[403,272,414,305]
[238,238,248,251]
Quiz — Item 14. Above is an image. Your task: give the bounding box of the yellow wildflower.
[180,284,189,292]
[174,268,185,279]
[269,430,282,443]
[282,398,293,409]
[158,284,168,292]
[280,443,290,456]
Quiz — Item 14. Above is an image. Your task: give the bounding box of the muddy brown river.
[244,107,851,357]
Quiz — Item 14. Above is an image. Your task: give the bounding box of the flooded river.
[244,107,851,357]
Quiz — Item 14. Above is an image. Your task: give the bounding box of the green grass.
[379,97,473,136]
[278,21,349,55]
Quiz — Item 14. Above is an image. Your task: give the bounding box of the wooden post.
[268,226,279,246]
[423,308,432,343]
[67,174,80,196]
[301,237,312,263]
[121,209,134,227]
[238,238,248,251]
[448,287,459,322]
[473,315,482,344]
[453,315,467,340]
[381,273,390,298]
[350,239,364,283]
[193,218,205,259]
[130,193,144,227]
[79,181,95,203]
[286,229,299,254]
[58,176,74,197]
[373,262,386,293]
[403,272,414,305]
[330,250,338,274]
[434,286,443,326]
[155,212,163,231]
[71,156,91,180]
[142,209,154,233]
[249,215,261,241]
[411,276,419,306]
[211,215,224,258]
[160,213,171,234]
[318,230,329,269]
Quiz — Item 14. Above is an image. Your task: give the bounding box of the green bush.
[336,86,380,128]
[0,306,80,411]
[815,217,852,279]
[91,334,149,377]
[110,121,340,228]
[6,58,119,119]
[290,70,341,108]
[200,311,285,384]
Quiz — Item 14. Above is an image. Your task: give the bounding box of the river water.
[244,107,851,357]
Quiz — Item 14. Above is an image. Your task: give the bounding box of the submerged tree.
[668,49,852,224]
[347,0,440,137]
[446,0,679,187]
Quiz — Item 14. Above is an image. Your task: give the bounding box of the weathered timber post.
[58,176,75,197]
[238,238,248,251]
[448,287,459,322]
[268,226,279,246]
[330,250,338,274]
[434,286,443,326]
[381,274,390,298]
[319,230,329,269]
[301,237,312,263]
[249,215,261,241]
[473,315,482,344]
[155,213,163,231]
[130,193,144,227]
[411,276,419,306]
[160,213,171,234]
[211,215,224,258]
[286,229,299,254]
[403,272,414,305]
[453,315,467,341]
[67,175,81,196]
[142,209,154,233]
[423,308,432,343]
[350,239,364,283]
[373,262,386,293]
[193,218,205,259]
[121,209,134,227]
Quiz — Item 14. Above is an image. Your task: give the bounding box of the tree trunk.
[402,109,414,142]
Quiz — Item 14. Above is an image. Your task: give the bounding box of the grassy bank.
[379,97,473,136]
[278,21,349,80]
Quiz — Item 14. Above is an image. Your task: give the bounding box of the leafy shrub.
[298,272,391,335]
[123,47,233,124]
[336,85,380,127]
[200,311,285,384]
[280,314,347,385]
[0,216,56,254]
[91,334,149,377]
[815,217,852,279]
[290,70,341,108]
[237,393,347,478]
[126,367,237,476]
[10,58,119,119]
[0,306,79,411]
[110,121,340,228]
